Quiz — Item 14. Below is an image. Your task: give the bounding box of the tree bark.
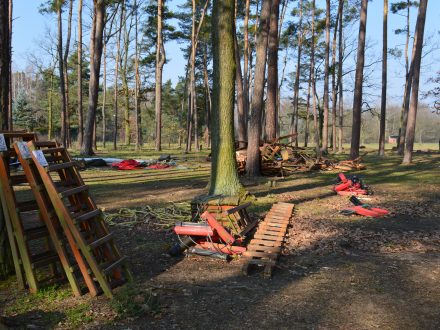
[265,0,279,142]
[246,0,271,177]
[304,66,311,148]
[0,0,13,279]
[77,0,84,146]
[122,11,130,146]
[378,0,388,156]
[135,0,142,149]
[155,0,165,151]
[7,0,12,130]
[310,0,320,156]
[322,0,330,153]
[234,3,246,148]
[242,0,250,132]
[397,0,411,152]
[291,0,303,144]
[48,70,54,139]
[209,0,242,196]
[101,28,107,148]
[113,4,123,151]
[64,0,73,147]
[80,0,106,155]
[337,0,344,153]
[349,0,368,160]
[331,1,340,152]
[57,4,67,146]
[402,0,428,164]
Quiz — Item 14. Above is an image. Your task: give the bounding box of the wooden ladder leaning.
[0,132,65,293]
[14,141,96,297]
[26,141,131,298]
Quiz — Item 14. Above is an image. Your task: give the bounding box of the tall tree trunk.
[209,0,242,196]
[311,0,320,156]
[203,44,211,148]
[378,0,388,156]
[349,0,368,160]
[64,0,73,147]
[402,0,428,164]
[265,0,279,142]
[135,0,142,149]
[304,66,311,147]
[7,0,12,130]
[0,0,13,279]
[246,0,271,177]
[101,29,107,148]
[291,0,303,143]
[122,12,130,146]
[321,0,330,153]
[189,0,199,152]
[48,70,54,139]
[155,0,165,151]
[77,0,84,146]
[234,1,246,148]
[80,0,106,155]
[113,4,123,151]
[57,4,67,146]
[397,0,411,151]
[242,0,250,132]
[331,1,340,152]
[337,0,344,153]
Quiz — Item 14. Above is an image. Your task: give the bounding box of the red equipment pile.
[334,173,390,218]
[170,211,247,260]
[334,173,370,196]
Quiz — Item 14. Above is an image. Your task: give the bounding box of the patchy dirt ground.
[1,151,440,329]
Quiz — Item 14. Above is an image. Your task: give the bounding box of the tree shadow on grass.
[1,310,65,329]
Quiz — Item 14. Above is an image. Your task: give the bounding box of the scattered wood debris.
[236,143,366,176]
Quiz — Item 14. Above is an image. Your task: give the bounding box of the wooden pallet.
[0,132,64,292]
[14,141,95,297]
[27,141,131,298]
[241,202,294,278]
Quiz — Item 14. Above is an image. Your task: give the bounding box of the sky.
[11,0,440,108]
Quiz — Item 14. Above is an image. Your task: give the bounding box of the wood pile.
[236,143,366,176]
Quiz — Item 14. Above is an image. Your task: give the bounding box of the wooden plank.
[247,245,281,254]
[253,234,284,242]
[243,251,278,259]
[248,239,282,247]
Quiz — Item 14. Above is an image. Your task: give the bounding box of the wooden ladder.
[0,132,64,293]
[14,141,97,297]
[27,141,131,298]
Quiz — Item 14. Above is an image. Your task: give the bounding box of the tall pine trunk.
[349,0,368,160]
[155,0,165,151]
[234,0,246,148]
[7,0,12,129]
[331,2,340,152]
[113,5,123,151]
[402,0,428,164]
[122,14,130,146]
[265,0,279,142]
[135,0,142,149]
[0,0,13,279]
[337,0,344,153]
[291,0,303,143]
[77,0,84,146]
[310,0,320,156]
[322,0,330,153]
[304,67,311,148]
[246,0,271,177]
[81,0,106,155]
[64,0,73,147]
[57,5,67,146]
[397,0,411,152]
[209,0,242,196]
[378,0,388,156]
[242,0,250,133]
[101,29,107,148]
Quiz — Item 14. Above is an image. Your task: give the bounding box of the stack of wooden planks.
[242,202,294,278]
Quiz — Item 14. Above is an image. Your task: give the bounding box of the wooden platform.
[241,202,294,278]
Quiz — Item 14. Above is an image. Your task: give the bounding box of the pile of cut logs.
[236,142,366,176]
